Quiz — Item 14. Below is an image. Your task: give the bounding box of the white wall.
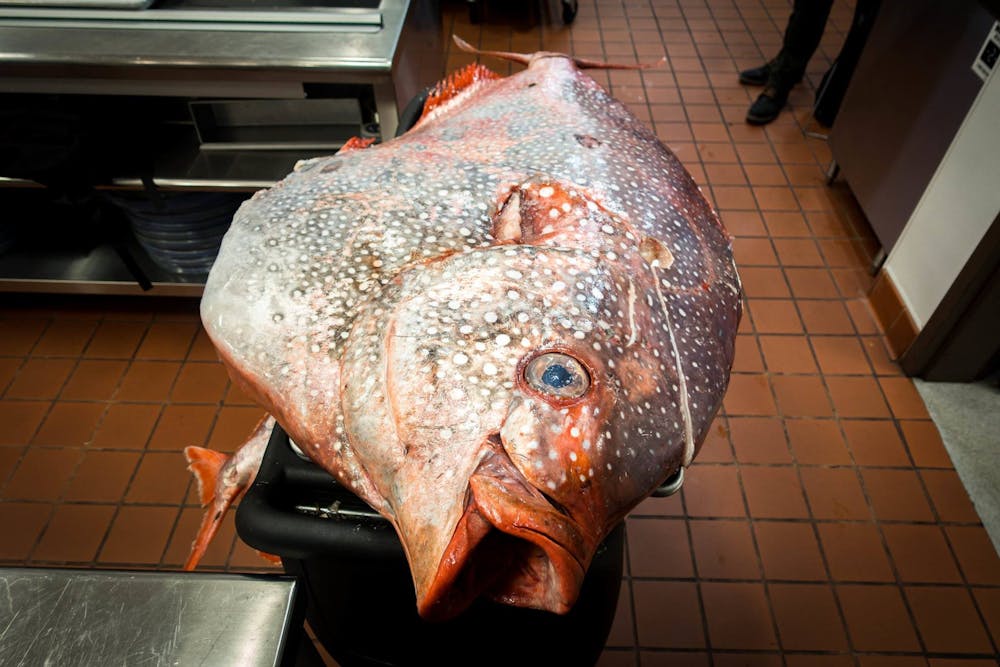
[885,65,1000,329]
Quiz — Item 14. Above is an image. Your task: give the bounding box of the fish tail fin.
[452,34,664,71]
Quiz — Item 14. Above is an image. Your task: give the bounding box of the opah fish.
[183,37,741,621]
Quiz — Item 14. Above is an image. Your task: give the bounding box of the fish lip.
[416,436,590,621]
[471,434,590,567]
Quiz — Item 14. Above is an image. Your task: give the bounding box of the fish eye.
[524,352,589,399]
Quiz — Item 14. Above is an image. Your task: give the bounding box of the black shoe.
[745,88,789,125]
[738,63,771,86]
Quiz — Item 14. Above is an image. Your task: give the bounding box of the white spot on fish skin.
[484,311,498,323]
[483,362,498,376]
[495,334,511,347]
[453,352,469,365]
[548,449,558,460]
[570,427,580,438]
[539,186,555,198]
[569,451,578,462]
[579,474,587,482]
[547,480,557,490]
[440,428,453,439]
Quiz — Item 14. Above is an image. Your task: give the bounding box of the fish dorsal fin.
[452,34,664,71]
[415,62,501,127]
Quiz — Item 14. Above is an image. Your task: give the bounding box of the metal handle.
[651,467,684,497]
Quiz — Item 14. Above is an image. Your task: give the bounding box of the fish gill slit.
[651,267,695,466]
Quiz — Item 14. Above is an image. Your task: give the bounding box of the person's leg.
[769,0,835,91]
[744,0,835,124]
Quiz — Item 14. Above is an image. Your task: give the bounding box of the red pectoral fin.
[256,550,282,565]
[338,136,377,153]
[185,445,228,507]
[182,416,273,571]
[417,63,501,125]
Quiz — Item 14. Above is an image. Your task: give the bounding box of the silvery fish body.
[200,53,741,620]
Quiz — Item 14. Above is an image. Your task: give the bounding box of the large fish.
[183,37,741,621]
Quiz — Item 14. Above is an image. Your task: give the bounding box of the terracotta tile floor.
[1,0,999,664]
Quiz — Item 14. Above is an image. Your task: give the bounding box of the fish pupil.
[542,364,574,388]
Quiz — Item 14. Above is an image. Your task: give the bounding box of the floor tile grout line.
[620,573,999,588]
[89,319,188,569]
[721,144,887,657]
[621,4,656,662]
[3,1,996,658]
[662,4,773,660]
[3,314,87,562]
[752,256,971,647]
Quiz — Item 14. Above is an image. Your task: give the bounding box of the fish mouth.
[416,435,591,621]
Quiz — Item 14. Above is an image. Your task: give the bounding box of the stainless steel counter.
[0,568,302,666]
[0,0,441,295]
[0,0,441,141]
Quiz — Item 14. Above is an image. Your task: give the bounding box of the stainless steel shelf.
[105,125,335,190]
[0,0,441,295]
[0,241,208,295]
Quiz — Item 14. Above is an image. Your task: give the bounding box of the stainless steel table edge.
[0,566,304,667]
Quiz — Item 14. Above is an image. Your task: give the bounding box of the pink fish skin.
[192,47,741,621]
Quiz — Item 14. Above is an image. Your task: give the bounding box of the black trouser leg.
[770,0,835,91]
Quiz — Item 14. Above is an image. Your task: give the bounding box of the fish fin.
[452,34,664,71]
[185,445,228,507]
[182,417,273,571]
[256,550,283,565]
[338,136,377,153]
[416,62,501,126]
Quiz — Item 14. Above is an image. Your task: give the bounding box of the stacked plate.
[0,223,15,256]
[108,191,248,275]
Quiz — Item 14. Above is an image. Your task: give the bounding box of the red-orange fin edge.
[185,445,228,507]
[418,63,501,124]
[339,136,377,153]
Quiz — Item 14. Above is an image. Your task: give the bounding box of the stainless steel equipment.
[0,0,441,295]
[0,568,305,666]
[828,0,997,263]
